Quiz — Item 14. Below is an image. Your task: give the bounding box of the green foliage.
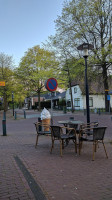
[48,0,112,74]
[0,53,16,110]
[15,45,59,109]
[16,45,59,93]
[0,53,28,110]
[46,0,112,111]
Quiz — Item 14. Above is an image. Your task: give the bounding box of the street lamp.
[77,43,94,124]
[12,92,14,116]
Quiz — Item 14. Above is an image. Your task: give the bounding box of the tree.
[16,45,59,110]
[46,34,86,112]
[0,53,15,112]
[48,0,112,111]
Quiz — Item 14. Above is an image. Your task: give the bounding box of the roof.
[71,77,112,95]
[52,91,66,100]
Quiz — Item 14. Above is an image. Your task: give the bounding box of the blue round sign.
[45,78,58,92]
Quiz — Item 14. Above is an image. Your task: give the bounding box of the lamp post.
[77,43,94,124]
[12,92,14,116]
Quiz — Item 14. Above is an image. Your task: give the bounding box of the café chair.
[68,117,80,134]
[34,122,51,148]
[80,122,99,136]
[50,125,77,157]
[79,126,108,161]
[69,123,79,133]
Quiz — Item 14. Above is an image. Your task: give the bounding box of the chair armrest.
[34,122,51,134]
[61,126,77,136]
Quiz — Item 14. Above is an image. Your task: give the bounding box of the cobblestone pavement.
[0,110,112,200]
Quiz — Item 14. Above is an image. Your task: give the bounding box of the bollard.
[24,110,26,119]
[2,119,7,136]
[94,108,97,114]
[3,111,6,120]
[84,109,86,116]
[98,108,101,115]
[14,111,17,120]
[2,111,7,136]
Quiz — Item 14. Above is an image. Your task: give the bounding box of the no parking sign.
[45,78,58,92]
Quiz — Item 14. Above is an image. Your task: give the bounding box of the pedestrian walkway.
[0,110,112,200]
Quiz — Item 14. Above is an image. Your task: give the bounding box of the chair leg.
[35,135,38,148]
[79,140,82,155]
[62,140,64,149]
[102,141,108,159]
[94,142,97,152]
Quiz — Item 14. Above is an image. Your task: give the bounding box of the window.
[74,98,80,107]
[67,100,71,107]
[89,97,93,107]
[74,87,77,93]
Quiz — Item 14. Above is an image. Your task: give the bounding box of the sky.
[0,0,65,66]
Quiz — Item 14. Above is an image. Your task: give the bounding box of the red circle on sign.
[46,78,58,92]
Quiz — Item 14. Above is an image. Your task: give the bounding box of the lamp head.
[83,49,88,57]
[77,43,94,57]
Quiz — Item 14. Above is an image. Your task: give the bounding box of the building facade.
[66,84,112,110]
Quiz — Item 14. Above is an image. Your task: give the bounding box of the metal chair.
[50,125,77,157]
[79,126,108,161]
[34,122,51,148]
[79,122,99,136]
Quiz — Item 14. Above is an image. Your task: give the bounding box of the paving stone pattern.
[0,110,112,200]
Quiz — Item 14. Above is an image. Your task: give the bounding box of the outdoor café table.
[58,120,84,144]
[58,120,83,134]
[58,120,83,129]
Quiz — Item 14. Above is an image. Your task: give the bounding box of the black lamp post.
[77,43,94,124]
[12,92,14,116]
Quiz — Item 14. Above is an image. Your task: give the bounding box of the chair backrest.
[93,127,107,141]
[69,124,78,129]
[35,122,51,133]
[80,122,99,136]
[50,126,62,138]
[90,121,99,127]
[80,122,98,131]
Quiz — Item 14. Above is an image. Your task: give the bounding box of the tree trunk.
[3,92,8,112]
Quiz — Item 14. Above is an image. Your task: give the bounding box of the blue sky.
[0,0,64,66]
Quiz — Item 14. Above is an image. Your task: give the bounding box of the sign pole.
[51,93,53,125]
[45,78,58,126]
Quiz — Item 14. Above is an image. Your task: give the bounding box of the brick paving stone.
[0,110,112,199]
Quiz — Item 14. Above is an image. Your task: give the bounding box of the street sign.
[45,78,58,92]
[0,81,5,86]
[105,89,109,91]
[107,95,110,100]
